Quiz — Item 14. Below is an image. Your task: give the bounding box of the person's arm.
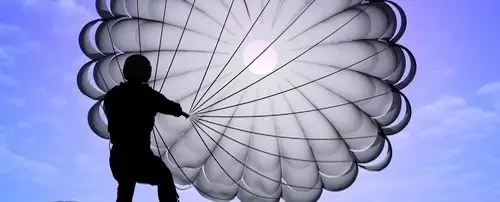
[102,87,116,116]
[153,91,189,118]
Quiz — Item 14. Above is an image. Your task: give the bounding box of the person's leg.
[110,147,137,202]
[116,181,136,202]
[139,152,178,201]
[146,156,178,202]
[157,172,178,202]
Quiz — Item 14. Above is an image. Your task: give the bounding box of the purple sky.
[0,0,499,201]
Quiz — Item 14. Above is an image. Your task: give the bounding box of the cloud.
[16,122,30,129]
[0,24,23,35]
[429,64,455,79]
[73,153,107,176]
[360,90,500,201]
[12,114,67,133]
[50,95,68,107]
[62,55,88,84]
[58,0,93,17]
[39,0,97,37]
[0,144,59,178]
[5,97,26,107]
[0,42,41,68]
[33,115,66,130]
[390,130,411,149]
[477,81,500,110]
[440,148,462,159]
[19,41,42,52]
[19,0,94,19]
[0,71,18,86]
[62,72,75,84]
[0,47,15,67]
[409,95,500,139]
[477,82,500,95]
[20,0,41,6]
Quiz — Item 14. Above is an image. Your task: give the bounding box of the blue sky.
[0,0,499,201]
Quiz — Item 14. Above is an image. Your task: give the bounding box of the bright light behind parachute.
[77,0,416,201]
[243,40,278,75]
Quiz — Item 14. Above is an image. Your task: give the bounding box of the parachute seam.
[271,0,284,29]
[219,0,246,32]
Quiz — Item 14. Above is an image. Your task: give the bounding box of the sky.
[0,0,499,201]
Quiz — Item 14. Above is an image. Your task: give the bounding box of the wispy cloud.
[409,95,500,139]
[440,148,462,159]
[53,0,96,38]
[477,82,500,95]
[17,41,42,53]
[12,114,68,133]
[332,91,499,201]
[57,0,93,17]
[0,144,59,179]
[0,41,41,68]
[14,0,95,42]
[19,0,92,15]
[375,90,500,201]
[5,97,26,107]
[477,81,500,110]
[33,115,66,130]
[0,47,15,67]
[0,24,22,35]
[50,95,68,107]
[429,63,455,79]
[0,71,18,86]
[63,55,89,84]
[391,130,411,148]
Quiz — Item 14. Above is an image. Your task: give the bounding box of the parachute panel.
[284,3,398,49]
[77,60,105,100]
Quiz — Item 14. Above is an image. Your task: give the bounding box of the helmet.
[123,54,152,83]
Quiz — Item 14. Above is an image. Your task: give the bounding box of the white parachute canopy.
[77,0,416,201]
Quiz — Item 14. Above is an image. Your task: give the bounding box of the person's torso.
[104,83,158,149]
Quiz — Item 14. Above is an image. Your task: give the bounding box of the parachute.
[77,0,416,201]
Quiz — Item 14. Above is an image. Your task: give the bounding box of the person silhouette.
[103,54,189,202]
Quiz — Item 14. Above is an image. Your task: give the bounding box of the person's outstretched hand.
[180,111,189,119]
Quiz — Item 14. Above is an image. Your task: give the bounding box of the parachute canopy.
[77,0,415,201]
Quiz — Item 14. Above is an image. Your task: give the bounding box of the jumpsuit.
[103,82,182,202]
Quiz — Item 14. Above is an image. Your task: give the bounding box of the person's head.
[123,54,152,83]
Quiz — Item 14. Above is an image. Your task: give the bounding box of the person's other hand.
[181,111,189,119]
